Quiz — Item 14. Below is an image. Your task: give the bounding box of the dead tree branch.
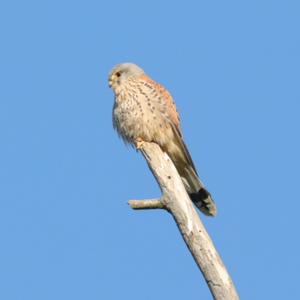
[128,142,239,300]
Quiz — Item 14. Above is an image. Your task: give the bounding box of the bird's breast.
[113,89,173,146]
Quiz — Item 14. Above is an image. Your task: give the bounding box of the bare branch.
[128,199,165,210]
[128,142,239,300]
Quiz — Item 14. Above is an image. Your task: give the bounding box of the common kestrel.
[109,63,216,216]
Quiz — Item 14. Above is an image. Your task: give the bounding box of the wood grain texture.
[128,142,239,300]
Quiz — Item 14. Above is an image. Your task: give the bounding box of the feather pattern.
[109,63,217,216]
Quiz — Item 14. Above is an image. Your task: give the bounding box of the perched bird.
[109,63,216,216]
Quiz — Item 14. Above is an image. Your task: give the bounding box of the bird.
[108,63,216,216]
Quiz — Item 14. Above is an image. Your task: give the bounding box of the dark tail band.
[190,188,217,216]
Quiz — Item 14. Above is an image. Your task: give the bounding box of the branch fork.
[126,142,239,300]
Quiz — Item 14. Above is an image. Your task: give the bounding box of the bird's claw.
[135,138,145,150]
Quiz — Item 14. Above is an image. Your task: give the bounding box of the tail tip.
[190,188,217,217]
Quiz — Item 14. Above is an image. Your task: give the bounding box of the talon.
[135,137,145,150]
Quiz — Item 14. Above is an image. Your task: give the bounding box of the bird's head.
[108,63,145,92]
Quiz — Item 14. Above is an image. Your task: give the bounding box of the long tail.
[162,124,217,216]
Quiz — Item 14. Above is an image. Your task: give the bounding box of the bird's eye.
[115,71,121,77]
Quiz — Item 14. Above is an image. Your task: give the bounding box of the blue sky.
[0,1,299,299]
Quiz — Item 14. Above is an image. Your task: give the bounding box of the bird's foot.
[135,137,145,150]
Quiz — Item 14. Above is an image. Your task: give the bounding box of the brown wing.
[137,74,216,216]
[139,74,181,131]
[169,123,198,174]
[139,74,197,173]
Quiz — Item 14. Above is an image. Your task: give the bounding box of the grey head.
[108,63,145,91]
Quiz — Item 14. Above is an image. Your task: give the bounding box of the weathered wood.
[128,142,239,300]
[128,199,165,210]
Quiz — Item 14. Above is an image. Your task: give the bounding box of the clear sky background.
[0,1,299,299]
